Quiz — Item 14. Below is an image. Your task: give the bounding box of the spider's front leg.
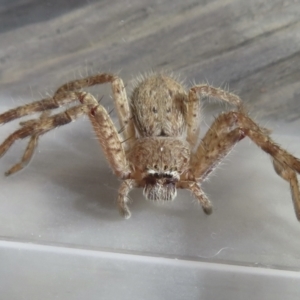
[1,91,134,217]
[88,103,139,218]
[4,111,51,176]
[88,102,131,179]
[190,112,246,180]
[0,72,135,171]
[190,111,300,221]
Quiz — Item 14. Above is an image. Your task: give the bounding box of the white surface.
[0,108,300,298]
[1,240,300,300]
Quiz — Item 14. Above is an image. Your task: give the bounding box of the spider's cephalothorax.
[127,137,190,202]
[1,72,300,221]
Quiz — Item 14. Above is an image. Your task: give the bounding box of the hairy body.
[1,72,300,220]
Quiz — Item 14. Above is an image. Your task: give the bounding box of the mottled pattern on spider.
[1,72,300,220]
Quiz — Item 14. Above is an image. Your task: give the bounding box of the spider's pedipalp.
[118,179,136,219]
[178,181,212,214]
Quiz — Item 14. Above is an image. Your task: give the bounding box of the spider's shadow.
[55,167,121,221]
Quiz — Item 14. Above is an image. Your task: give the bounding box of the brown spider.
[1,73,300,220]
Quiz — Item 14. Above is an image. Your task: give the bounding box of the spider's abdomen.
[130,74,187,138]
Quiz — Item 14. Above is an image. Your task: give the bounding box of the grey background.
[0,1,300,299]
[1,0,300,124]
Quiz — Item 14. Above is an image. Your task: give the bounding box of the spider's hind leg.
[186,83,243,147]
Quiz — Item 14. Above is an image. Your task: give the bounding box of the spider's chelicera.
[1,72,300,220]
